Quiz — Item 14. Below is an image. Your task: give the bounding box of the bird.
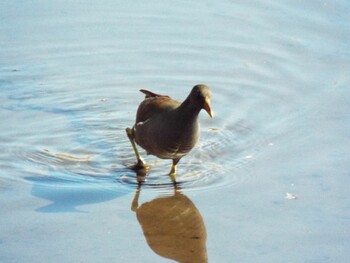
[126,84,213,177]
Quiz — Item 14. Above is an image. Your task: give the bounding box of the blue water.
[1,1,350,262]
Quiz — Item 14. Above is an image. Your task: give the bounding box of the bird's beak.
[203,97,213,118]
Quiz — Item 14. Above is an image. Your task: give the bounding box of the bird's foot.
[130,158,151,175]
[168,164,177,181]
[169,172,176,182]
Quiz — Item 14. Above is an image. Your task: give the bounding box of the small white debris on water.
[285,192,298,200]
[244,155,253,159]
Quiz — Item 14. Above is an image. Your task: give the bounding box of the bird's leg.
[169,158,180,179]
[125,127,146,169]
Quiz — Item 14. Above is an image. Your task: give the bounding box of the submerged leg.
[125,127,146,169]
[169,158,180,178]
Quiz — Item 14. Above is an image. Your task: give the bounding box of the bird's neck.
[176,97,201,121]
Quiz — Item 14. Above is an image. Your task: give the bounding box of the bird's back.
[135,94,180,124]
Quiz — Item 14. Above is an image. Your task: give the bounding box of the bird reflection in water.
[131,181,208,263]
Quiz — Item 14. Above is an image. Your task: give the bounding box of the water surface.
[1,1,350,262]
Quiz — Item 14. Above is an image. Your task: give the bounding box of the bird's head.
[190,84,213,118]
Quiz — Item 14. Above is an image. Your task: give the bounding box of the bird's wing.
[136,95,181,123]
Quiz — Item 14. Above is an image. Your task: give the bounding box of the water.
[1,1,350,262]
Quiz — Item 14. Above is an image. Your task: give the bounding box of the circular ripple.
[7,110,274,197]
[115,123,270,192]
[9,107,273,195]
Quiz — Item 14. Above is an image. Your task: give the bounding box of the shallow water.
[1,1,350,262]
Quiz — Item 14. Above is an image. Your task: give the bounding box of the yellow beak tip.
[204,98,213,118]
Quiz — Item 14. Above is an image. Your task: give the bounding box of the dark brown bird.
[126,84,213,176]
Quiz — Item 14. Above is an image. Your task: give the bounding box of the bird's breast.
[134,115,199,159]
